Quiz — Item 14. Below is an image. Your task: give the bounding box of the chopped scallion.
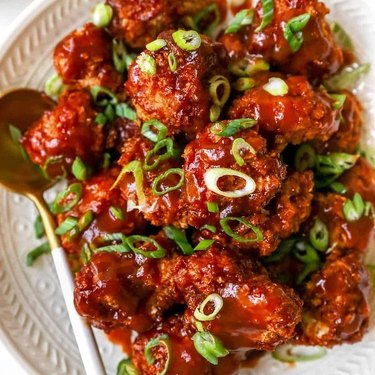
[220,217,263,243]
[26,242,50,266]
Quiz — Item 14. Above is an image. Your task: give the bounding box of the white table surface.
[0,3,36,373]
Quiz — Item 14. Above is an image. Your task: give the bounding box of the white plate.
[0,0,375,374]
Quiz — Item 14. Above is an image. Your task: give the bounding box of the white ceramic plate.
[0,0,375,374]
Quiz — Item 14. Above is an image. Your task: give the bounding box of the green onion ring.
[272,344,327,363]
[201,224,217,233]
[172,30,202,51]
[209,75,231,107]
[220,217,263,243]
[209,104,222,122]
[92,3,113,28]
[263,77,289,96]
[44,73,64,99]
[152,168,184,196]
[231,138,256,167]
[229,58,270,77]
[225,8,254,34]
[168,52,177,72]
[115,103,137,121]
[144,335,171,375]
[109,206,125,221]
[42,155,67,181]
[283,13,311,53]
[329,93,347,110]
[309,219,329,252]
[141,119,168,143]
[193,331,229,365]
[194,293,223,321]
[144,138,179,171]
[234,77,255,91]
[164,226,194,255]
[126,235,166,258]
[191,3,221,36]
[343,193,365,222]
[116,358,139,375]
[255,0,274,32]
[137,53,157,76]
[72,156,88,181]
[146,39,167,52]
[51,182,82,214]
[210,118,257,137]
[207,201,219,213]
[55,217,78,236]
[294,143,316,172]
[95,233,130,253]
[194,239,215,251]
[91,86,118,106]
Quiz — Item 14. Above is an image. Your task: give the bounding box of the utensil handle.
[52,246,106,375]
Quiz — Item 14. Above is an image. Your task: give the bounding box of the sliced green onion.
[126,235,166,258]
[324,63,371,91]
[95,233,129,253]
[330,181,347,194]
[364,201,375,217]
[172,30,202,51]
[69,210,94,239]
[343,193,365,222]
[9,124,22,144]
[194,239,215,251]
[45,73,64,99]
[255,0,274,32]
[210,104,221,122]
[81,243,94,264]
[72,157,88,181]
[141,119,168,143]
[234,77,255,91]
[329,94,346,110]
[116,358,139,375]
[263,77,289,96]
[168,52,178,72]
[191,3,221,36]
[283,13,311,53]
[295,144,316,172]
[293,241,320,264]
[207,201,219,213]
[225,9,254,34]
[26,242,51,267]
[109,206,125,220]
[144,335,170,375]
[220,217,263,243]
[229,58,270,77]
[137,53,157,76]
[201,224,217,233]
[33,214,45,239]
[55,217,78,236]
[210,118,257,137]
[309,219,329,252]
[263,238,297,264]
[112,161,146,209]
[51,182,82,214]
[92,3,113,28]
[204,168,256,198]
[144,138,179,171]
[95,113,107,126]
[91,86,118,106]
[146,39,167,52]
[330,22,354,53]
[164,226,194,255]
[42,156,67,181]
[297,261,320,285]
[273,345,327,363]
[193,331,229,365]
[194,293,223,321]
[116,103,137,121]
[231,138,256,167]
[112,39,133,74]
[209,75,231,107]
[152,168,184,196]
[105,104,115,121]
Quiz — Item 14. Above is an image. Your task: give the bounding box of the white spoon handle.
[52,247,106,375]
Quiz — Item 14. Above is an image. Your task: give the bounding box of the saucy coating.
[228,74,341,147]
[105,117,140,153]
[183,125,286,229]
[294,253,370,347]
[126,30,228,138]
[221,0,343,79]
[21,90,103,170]
[174,246,303,351]
[54,23,121,90]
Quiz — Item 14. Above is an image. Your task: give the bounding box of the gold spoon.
[0,88,106,375]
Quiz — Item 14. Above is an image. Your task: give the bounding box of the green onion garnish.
[231,138,256,167]
[194,293,223,321]
[55,217,78,236]
[210,118,257,137]
[207,201,219,213]
[292,241,320,284]
[272,344,327,363]
[42,156,67,181]
[294,143,316,172]
[209,104,222,122]
[9,124,22,144]
[81,243,94,264]
[201,224,217,233]
[91,86,118,106]
[194,239,215,251]
[330,181,347,194]
[137,53,157,76]
[343,192,365,222]
[225,9,254,34]
[144,138,180,171]
[220,217,263,243]
[164,226,194,255]
[105,104,115,121]
[115,103,137,121]
[229,58,270,77]
[141,119,168,143]
[34,214,45,239]
[26,242,50,266]
[109,206,125,221]
[263,238,297,264]
[283,13,311,53]
[144,335,170,375]
[72,157,88,181]
[95,113,107,126]
[69,210,94,239]
[330,22,354,53]
[152,168,184,196]
[329,94,346,110]
[204,168,256,198]
[234,77,255,91]
[309,219,329,252]
[146,38,167,52]
[51,182,82,214]
[255,0,274,32]
[44,73,64,99]
[172,30,202,51]
[168,52,178,72]
[209,75,231,108]
[193,331,229,365]
[112,39,134,74]
[191,3,221,36]
[263,77,289,96]
[126,235,166,258]
[116,358,139,375]
[95,233,129,253]
[92,3,113,28]
[364,202,375,217]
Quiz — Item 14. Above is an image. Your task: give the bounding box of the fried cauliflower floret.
[126,30,228,138]
[21,90,104,171]
[228,74,341,148]
[294,253,370,347]
[182,125,286,229]
[54,23,121,90]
